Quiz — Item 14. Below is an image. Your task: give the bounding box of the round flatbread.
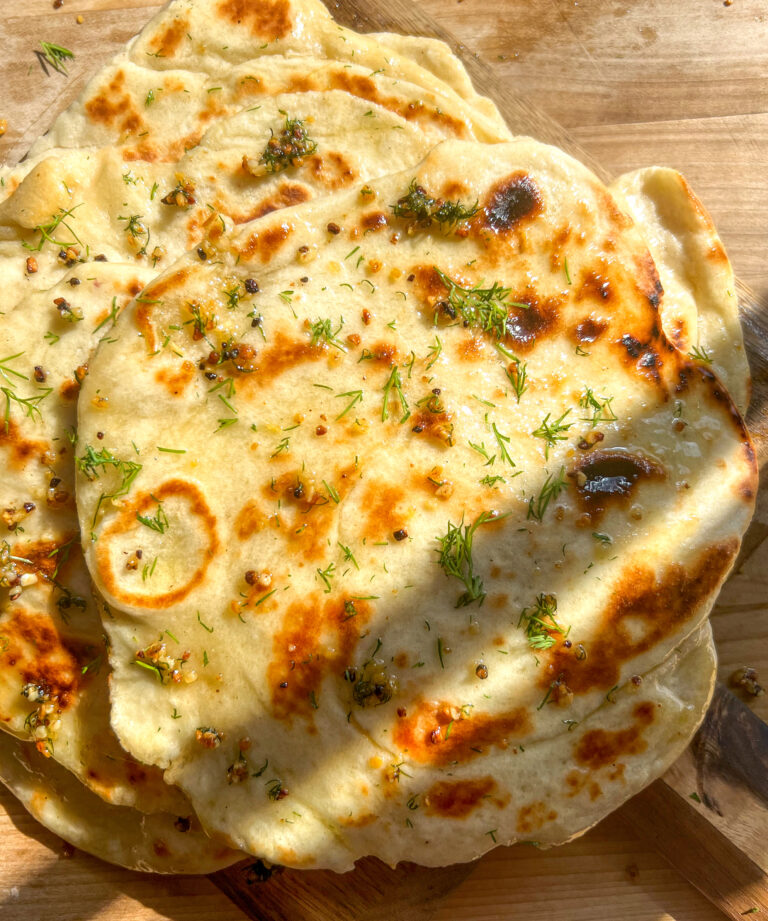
[0,731,242,873]
[76,137,756,869]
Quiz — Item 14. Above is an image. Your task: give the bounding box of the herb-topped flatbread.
[0,731,241,873]
[0,83,480,815]
[75,137,756,869]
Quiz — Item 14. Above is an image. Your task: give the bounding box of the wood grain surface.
[1,1,767,920]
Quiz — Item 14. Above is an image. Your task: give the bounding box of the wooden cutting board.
[1,2,767,920]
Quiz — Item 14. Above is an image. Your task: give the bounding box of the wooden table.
[1,1,767,919]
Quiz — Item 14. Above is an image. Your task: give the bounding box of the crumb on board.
[729,666,764,698]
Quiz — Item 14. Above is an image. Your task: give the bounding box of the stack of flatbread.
[0,0,755,874]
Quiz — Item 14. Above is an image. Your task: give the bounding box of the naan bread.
[0,262,188,813]
[0,731,242,873]
[75,137,756,869]
[0,89,461,810]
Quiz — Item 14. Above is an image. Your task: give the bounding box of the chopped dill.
[310,317,346,351]
[316,562,335,593]
[136,501,169,534]
[335,389,363,420]
[689,344,713,364]
[434,269,513,340]
[425,335,443,370]
[118,213,150,256]
[76,445,142,525]
[2,386,53,433]
[382,366,410,423]
[518,593,566,650]
[527,467,568,522]
[390,179,478,230]
[579,387,617,427]
[531,410,574,459]
[22,205,83,253]
[435,511,499,607]
[39,42,74,76]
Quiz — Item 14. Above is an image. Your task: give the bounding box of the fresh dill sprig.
[260,117,317,173]
[316,562,335,593]
[136,502,169,534]
[93,297,121,335]
[22,205,83,253]
[186,303,215,348]
[39,42,75,75]
[390,179,478,230]
[215,417,238,433]
[496,342,528,402]
[76,445,142,525]
[434,269,513,340]
[480,474,506,487]
[425,335,443,370]
[338,542,359,570]
[335,389,363,421]
[435,511,498,608]
[531,410,573,459]
[0,353,28,387]
[688,344,713,364]
[468,440,495,465]
[518,593,566,650]
[309,317,346,351]
[118,213,150,256]
[382,366,410,423]
[1,386,53,433]
[579,387,617,427]
[271,436,290,457]
[527,467,568,522]
[490,421,516,467]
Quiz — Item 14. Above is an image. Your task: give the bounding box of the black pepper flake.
[197,247,207,261]
[23,502,35,513]
[68,277,81,286]
[244,278,259,294]
[396,707,407,718]
[204,371,218,381]
[327,222,341,235]
[393,528,408,541]
[174,816,192,833]
[94,254,108,262]
[245,570,257,585]
[475,663,488,679]
[33,366,46,383]
[300,276,309,283]
[96,431,104,440]
[279,681,288,688]
[407,273,415,282]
